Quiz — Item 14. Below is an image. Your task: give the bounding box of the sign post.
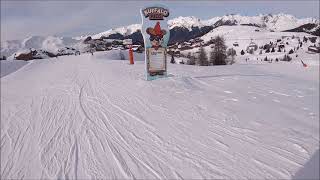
[141,5,170,80]
[129,46,134,65]
[123,39,134,64]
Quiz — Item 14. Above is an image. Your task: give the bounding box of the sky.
[1,0,319,41]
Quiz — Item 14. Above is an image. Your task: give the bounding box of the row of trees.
[0,56,7,61]
[240,47,296,55]
[185,36,233,66]
[263,54,292,62]
[180,34,302,65]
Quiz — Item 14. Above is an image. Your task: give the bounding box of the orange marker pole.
[129,45,134,64]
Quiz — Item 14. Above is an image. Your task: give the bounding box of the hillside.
[1,51,319,179]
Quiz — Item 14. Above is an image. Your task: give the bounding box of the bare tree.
[187,54,196,65]
[227,48,236,65]
[119,50,125,60]
[210,35,227,65]
[197,46,209,66]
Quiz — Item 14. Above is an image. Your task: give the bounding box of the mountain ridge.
[1,13,319,58]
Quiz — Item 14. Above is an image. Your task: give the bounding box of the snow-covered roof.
[249,42,257,47]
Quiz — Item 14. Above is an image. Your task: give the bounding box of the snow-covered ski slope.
[1,51,319,179]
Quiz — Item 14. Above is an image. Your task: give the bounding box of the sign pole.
[129,45,134,64]
[123,39,134,65]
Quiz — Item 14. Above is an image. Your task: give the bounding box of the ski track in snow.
[1,52,319,179]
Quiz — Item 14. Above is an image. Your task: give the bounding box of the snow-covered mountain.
[88,14,318,40]
[285,23,320,36]
[206,13,319,31]
[91,24,142,40]
[168,16,204,30]
[87,13,319,44]
[1,36,85,58]
[1,13,319,58]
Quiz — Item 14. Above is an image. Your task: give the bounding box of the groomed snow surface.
[1,51,319,179]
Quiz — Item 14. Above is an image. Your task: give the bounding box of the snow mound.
[94,50,144,61]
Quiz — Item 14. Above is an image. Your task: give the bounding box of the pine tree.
[119,51,125,60]
[241,50,245,55]
[264,56,268,61]
[271,47,275,52]
[288,49,294,54]
[303,36,308,42]
[282,54,292,62]
[197,46,209,66]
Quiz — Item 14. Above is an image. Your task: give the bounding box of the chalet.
[133,46,144,53]
[96,45,106,51]
[179,46,193,51]
[174,50,181,57]
[15,52,33,61]
[308,37,318,43]
[278,42,285,48]
[308,46,320,53]
[189,39,195,43]
[246,42,258,52]
[194,38,203,43]
[233,42,239,46]
[184,42,192,46]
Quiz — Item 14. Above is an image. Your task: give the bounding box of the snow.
[1,50,319,179]
[94,50,144,61]
[0,60,29,77]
